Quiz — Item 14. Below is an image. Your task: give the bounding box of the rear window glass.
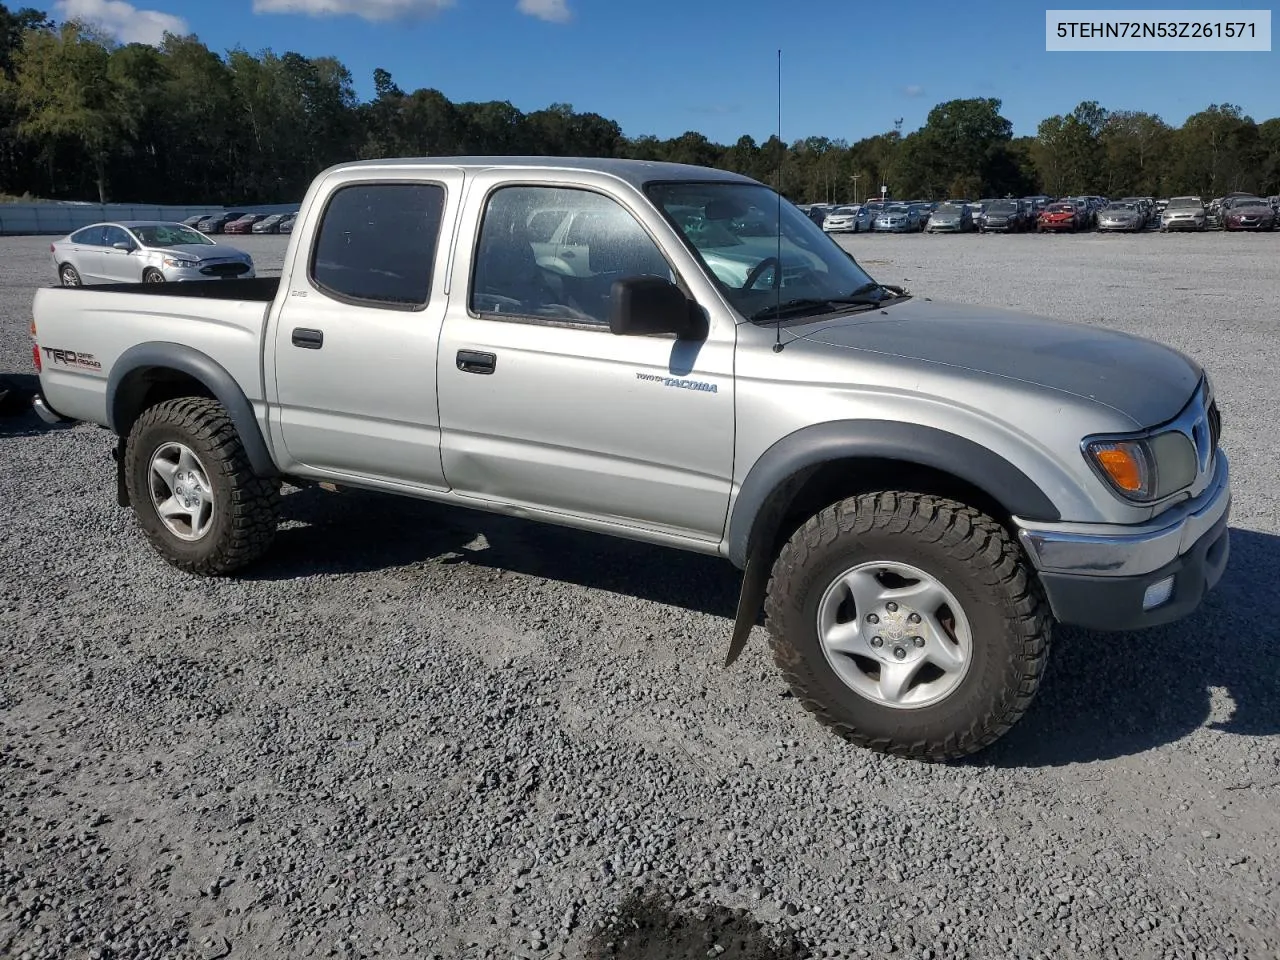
[310,182,446,309]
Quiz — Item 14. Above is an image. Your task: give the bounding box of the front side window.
[647,181,881,323]
[471,186,673,326]
[311,182,446,309]
[102,226,132,248]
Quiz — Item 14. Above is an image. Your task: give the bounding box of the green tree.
[13,21,133,202]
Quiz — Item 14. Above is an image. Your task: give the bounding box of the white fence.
[0,202,301,236]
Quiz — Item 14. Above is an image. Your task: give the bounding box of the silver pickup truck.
[30,157,1231,761]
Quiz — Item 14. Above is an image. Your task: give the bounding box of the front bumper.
[1016,451,1231,630]
[164,264,257,282]
[1163,217,1205,231]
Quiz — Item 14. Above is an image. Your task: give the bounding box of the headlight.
[1084,431,1198,502]
[163,257,198,268]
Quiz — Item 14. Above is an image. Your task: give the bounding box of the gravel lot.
[2,231,1278,960]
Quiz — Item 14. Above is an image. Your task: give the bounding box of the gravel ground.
[2,231,1278,960]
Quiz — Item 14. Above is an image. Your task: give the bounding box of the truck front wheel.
[124,397,280,575]
[764,491,1050,761]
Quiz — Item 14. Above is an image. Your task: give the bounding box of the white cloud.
[252,0,455,20]
[516,0,571,23]
[55,0,188,45]
[903,84,925,98]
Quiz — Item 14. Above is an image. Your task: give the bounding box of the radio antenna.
[773,48,783,353]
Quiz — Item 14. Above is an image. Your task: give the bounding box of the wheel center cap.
[873,608,924,664]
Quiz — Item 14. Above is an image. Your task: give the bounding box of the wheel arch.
[106,342,278,478]
[726,420,1061,570]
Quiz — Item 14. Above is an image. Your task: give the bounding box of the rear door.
[267,169,464,490]
[67,226,107,281]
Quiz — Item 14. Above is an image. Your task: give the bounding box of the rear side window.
[71,226,105,245]
[310,182,446,310]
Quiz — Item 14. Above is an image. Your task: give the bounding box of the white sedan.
[821,205,872,233]
[51,221,256,286]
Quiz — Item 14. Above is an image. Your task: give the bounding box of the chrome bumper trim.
[32,392,72,425]
[1015,450,1231,577]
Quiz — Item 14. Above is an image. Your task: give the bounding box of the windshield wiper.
[749,296,882,322]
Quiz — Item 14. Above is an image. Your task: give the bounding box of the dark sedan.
[1221,196,1276,231]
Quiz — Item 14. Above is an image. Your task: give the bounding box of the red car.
[1221,196,1276,231]
[1037,203,1079,232]
[223,214,266,235]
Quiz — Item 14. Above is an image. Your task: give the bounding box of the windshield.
[934,204,963,214]
[1167,198,1202,208]
[132,224,215,247]
[987,201,1017,213]
[883,205,908,214]
[1105,203,1136,211]
[646,182,882,322]
[1046,204,1074,213]
[1226,196,1263,207]
[832,206,859,215]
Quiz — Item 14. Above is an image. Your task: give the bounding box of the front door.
[99,225,140,282]
[437,180,736,543]
[268,171,463,490]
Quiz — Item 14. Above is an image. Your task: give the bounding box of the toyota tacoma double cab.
[30,157,1231,761]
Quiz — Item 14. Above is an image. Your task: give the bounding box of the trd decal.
[42,347,102,371]
[635,372,718,394]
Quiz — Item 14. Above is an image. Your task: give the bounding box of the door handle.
[456,349,496,375]
[291,327,324,349]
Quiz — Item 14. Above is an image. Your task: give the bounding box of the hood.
[150,243,244,261]
[792,299,1202,427]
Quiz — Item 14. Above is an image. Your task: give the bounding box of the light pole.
[851,174,860,205]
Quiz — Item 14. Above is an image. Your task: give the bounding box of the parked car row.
[181,210,299,235]
[806,192,1278,235]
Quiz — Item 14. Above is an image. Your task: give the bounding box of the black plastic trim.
[726,420,1061,569]
[106,342,278,477]
[1040,512,1230,631]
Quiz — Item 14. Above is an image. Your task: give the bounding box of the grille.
[1208,399,1221,449]
[200,262,250,278]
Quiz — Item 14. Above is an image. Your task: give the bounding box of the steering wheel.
[742,257,781,291]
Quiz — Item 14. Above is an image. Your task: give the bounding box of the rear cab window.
[309,182,447,310]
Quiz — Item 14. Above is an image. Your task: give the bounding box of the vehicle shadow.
[0,374,74,438]
[257,485,741,620]
[978,526,1280,767]
[579,887,810,960]
[258,489,1278,765]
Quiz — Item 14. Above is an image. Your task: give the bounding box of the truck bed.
[33,280,278,428]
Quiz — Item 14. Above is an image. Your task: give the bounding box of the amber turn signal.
[1086,440,1153,499]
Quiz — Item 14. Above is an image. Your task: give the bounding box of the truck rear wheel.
[763,491,1050,761]
[124,397,280,575]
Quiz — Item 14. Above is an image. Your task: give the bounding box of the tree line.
[1,3,1278,207]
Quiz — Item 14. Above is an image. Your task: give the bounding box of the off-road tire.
[124,397,280,575]
[763,491,1051,762]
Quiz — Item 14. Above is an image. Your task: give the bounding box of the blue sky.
[45,0,1279,143]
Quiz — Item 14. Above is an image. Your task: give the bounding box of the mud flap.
[112,437,129,507]
[724,549,770,667]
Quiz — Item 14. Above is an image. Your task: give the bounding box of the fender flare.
[106,341,278,477]
[725,419,1061,570]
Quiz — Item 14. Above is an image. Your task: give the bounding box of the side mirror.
[609,276,707,341]
[113,241,133,251]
